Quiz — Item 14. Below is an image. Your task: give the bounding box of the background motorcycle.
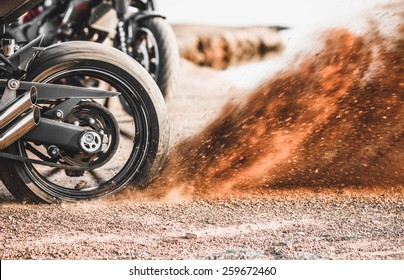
[7,0,179,99]
[0,0,169,203]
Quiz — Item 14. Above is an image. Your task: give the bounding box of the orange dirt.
[128,10,403,201]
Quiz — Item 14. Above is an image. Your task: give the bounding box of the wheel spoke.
[103,97,110,109]
[43,168,62,178]
[120,128,134,140]
[89,169,105,183]
[25,143,51,161]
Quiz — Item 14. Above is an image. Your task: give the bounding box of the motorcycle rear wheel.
[0,42,169,203]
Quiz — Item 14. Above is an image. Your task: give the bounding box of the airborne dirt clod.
[1,5,403,260]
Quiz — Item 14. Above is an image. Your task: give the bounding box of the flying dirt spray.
[126,4,403,201]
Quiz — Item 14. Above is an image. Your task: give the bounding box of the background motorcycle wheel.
[0,41,169,203]
[128,17,179,100]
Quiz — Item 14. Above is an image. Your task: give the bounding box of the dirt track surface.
[1,189,404,260]
[0,60,403,260]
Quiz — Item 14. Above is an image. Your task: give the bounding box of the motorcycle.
[0,0,170,203]
[6,0,179,99]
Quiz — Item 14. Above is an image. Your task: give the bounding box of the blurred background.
[155,0,395,88]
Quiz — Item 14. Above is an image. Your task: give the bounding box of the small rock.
[185,232,199,239]
[163,238,180,244]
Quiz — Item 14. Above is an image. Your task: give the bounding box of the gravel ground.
[1,60,403,260]
[1,190,403,260]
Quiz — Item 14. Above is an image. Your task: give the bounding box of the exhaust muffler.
[0,107,40,150]
[0,87,38,129]
[0,86,40,150]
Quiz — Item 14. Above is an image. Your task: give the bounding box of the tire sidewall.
[1,42,169,203]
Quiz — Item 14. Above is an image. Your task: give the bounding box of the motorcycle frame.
[0,16,120,152]
[5,0,165,52]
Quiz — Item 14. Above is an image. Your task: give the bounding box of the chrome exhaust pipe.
[0,86,38,129]
[0,107,40,150]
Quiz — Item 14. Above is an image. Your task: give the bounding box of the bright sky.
[155,0,393,29]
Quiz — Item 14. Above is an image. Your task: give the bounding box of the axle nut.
[79,131,102,153]
[7,79,20,90]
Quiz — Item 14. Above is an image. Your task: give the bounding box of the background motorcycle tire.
[129,16,179,100]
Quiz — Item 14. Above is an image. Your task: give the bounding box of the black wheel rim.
[17,67,152,201]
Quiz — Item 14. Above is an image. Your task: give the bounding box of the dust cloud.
[125,5,403,201]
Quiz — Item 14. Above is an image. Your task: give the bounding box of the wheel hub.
[79,131,102,153]
[60,101,120,170]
